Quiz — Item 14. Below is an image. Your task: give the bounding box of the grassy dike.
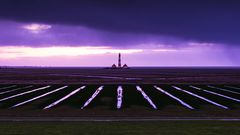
[0,121,239,135]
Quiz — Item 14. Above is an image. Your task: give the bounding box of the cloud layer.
[0,0,240,45]
[0,0,240,66]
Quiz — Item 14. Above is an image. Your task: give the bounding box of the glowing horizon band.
[0,46,143,58]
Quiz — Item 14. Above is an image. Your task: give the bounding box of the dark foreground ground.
[0,121,239,135]
[0,67,240,84]
[0,67,239,134]
[0,67,239,119]
[0,84,239,118]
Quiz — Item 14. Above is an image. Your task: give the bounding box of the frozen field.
[0,84,239,117]
[0,67,240,84]
[0,67,239,117]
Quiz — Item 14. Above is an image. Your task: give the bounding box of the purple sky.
[0,0,240,67]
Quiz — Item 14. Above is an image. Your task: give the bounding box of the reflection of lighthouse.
[111,53,129,69]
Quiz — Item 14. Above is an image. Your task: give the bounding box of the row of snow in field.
[0,85,239,109]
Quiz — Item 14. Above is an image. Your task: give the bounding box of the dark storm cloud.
[0,20,185,47]
[0,0,240,45]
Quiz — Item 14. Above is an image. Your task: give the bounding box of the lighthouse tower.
[118,53,121,68]
[111,53,129,69]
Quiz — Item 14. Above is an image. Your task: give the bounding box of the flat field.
[0,121,239,135]
[0,67,239,134]
[0,67,239,118]
[0,67,240,84]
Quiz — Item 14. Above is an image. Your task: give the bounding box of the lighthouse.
[118,53,121,68]
[111,53,129,69]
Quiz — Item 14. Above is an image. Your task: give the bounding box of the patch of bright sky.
[0,41,219,59]
[22,23,52,33]
[0,46,143,58]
